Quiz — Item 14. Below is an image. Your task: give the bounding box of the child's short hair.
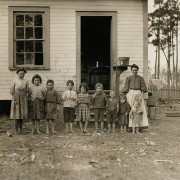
[46,79,54,85]
[66,80,74,86]
[110,90,116,95]
[120,94,126,100]
[79,82,89,91]
[32,74,42,84]
[131,64,139,70]
[16,67,27,74]
[95,83,103,89]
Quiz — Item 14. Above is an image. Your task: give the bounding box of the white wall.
[0,0,146,100]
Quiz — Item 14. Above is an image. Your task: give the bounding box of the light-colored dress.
[28,84,46,120]
[10,78,29,119]
[45,89,60,120]
[122,75,149,127]
[76,93,91,121]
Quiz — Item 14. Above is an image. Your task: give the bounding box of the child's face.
[18,71,25,79]
[134,101,140,107]
[110,91,115,98]
[120,98,126,103]
[34,78,40,86]
[67,83,73,90]
[96,86,102,94]
[80,86,86,93]
[46,82,54,90]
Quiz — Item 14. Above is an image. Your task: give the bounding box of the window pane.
[35,53,43,65]
[25,27,33,39]
[35,27,43,39]
[25,53,34,64]
[25,41,34,52]
[16,28,24,39]
[35,41,43,52]
[16,53,24,65]
[16,41,24,52]
[25,15,33,26]
[35,15,42,26]
[16,15,24,26]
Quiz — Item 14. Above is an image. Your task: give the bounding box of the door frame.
[76,11,117,90]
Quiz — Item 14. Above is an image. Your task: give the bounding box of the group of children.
[10,67,144,135]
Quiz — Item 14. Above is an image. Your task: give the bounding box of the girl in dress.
[29,74,46,134]
[10,68,29,134]
[130,100,143,133]
[76,83,91,133]
[45,79,61,134]
[62,80,77,133]
[118,94,130,133]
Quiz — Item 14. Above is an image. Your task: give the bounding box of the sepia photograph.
[0,0,180,179]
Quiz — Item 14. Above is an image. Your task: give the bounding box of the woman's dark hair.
[66,80,74,86]
[16,67,27,74]
[32,74,42,84]
[131,64,139,70]
[79,82,89,91]
[46,79,54,85]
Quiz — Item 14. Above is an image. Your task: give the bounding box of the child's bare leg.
[135,127,139,133]
[79,121,83,132]
[120,126,124,133]
[95,122,98,133]
[112,123,115,133]
[36,120,42,134]
[84,121,89,133]
[69,123,73,133]
[51,120,57,134]
[107,124,111,133]
[132,126,135,133]
[100,121,104,133]
[46,119,50,134]
[124,125,127,133]
[31,120,35,134]
[65,123,69,133]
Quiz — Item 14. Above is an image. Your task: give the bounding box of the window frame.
[9,6,50,70]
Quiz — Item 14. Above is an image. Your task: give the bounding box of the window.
[9,7,50,69]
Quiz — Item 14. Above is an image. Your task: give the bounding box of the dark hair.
[95,83,103,89]
[131,64,139,70]
[46,79,54,85]
[32,74,42,84]
[66,80,74,86]
[79,82,89,91]
[16,67,27,74]
[120,94,126,99]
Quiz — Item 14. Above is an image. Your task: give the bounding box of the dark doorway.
[81,16,111,90]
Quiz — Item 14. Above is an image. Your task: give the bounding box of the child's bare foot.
[112,130,115,133]
[101,130,105,134]
[93,130,97,134]
[31,130,35,134]
[46,131,50,134]
[136,131,139,133]
[83,130,89,133]
[37,130,42,134]
[121,130,124,133]
[107,130,111,134]
[69,130,73,133]
[52,130,57,134]
[65,130,69,133]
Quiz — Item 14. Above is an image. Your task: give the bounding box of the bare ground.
[0,105,180,180]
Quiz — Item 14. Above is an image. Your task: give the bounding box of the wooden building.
[0,0,148,101]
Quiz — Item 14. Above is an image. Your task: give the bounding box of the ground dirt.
[0,104,180,180]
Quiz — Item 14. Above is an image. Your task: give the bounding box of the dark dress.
[118,101,130,126]
[45,89,60,120]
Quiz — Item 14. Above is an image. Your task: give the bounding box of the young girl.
[130,100,143,133]
[45,79,61,134]
[106,91,118,133]
[76,83,91,133]
[62,80,77,133]
[29,74,46,134]
[10,68,29,134]
[118,94,130,133]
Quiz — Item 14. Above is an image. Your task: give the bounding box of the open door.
[76,12,117,90]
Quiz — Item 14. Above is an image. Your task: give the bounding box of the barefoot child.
[106,91,118,133]
[62,80,77,133]
[76,83,91,133]
[118,94,130,133]
[10,68,29,134]
[29,74,46,134]
[45,79,61,134]
[130,100,143,133]
[91,83,107,133]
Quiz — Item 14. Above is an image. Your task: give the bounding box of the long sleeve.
[122,77,130,93]
[10,80,15,95]
[140,77,148,92]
